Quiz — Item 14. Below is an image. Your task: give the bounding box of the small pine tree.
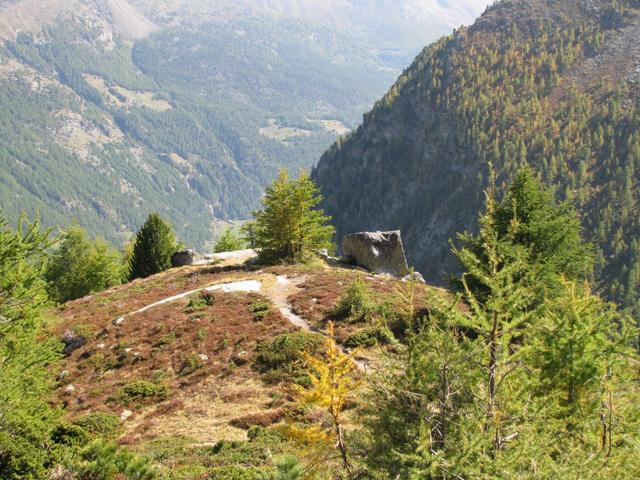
[334,277,373,321]
[296,322,360,476]
[45,224,124,303]
[129,214,177,280]
[259,455,305,480]
[253,170,334,263]
[213,228,245,253]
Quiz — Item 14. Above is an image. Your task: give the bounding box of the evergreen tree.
[252,170,334,263]
[0,215,61,479]
[494,167,593,284]
[45,224,124,303]
[128,214,177,280]
[366,175,640,478]
[259,455,305,480]
[213,227,245,253]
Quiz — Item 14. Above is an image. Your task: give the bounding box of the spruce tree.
[252,170,334,263]
[494,167,593,284]
[128,214,177,280]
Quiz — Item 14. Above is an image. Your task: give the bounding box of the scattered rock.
[318,248,340,265]
[61,330,86,356]
[171,249,201,267]
[342,230,410,277]
[403,271,426,284]
[58,370,69,381]
[231,351,249,366]
[120,409,133,421]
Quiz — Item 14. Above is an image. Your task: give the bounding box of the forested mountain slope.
[0,0,487,249]
[314,0,640,314]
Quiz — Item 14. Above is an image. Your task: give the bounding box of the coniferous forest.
[1,0,640,479]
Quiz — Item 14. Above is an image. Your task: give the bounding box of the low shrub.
[229,410,284,429]
[51,423,91,446]
[208,466,262,480]
[180,355,204,376]
[73,412,121,437]
[118,380,168,404]
[249,301,271,321]
[345,327,395,348]
[155,332,177,348]
[66,438,157,479]
[255,331,323,382]
[185,292,215,312]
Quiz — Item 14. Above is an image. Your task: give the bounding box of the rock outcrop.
[342,231,410,277]
[171,249,200,267]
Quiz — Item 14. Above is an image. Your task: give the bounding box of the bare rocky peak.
[0,0,156,41]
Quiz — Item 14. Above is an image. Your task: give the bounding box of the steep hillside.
[0,0,488,249]
[314,0,640,314]
[51,253,434,476]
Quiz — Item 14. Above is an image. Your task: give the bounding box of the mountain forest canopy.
[314,0,640,317]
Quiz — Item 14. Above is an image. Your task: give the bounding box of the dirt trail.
[265,275,313,331]
[268,274,367,371]
[113,279,262,324]
[112,251,367,370]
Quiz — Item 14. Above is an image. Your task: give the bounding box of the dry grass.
[125,376,277,443]
[51,259,441,449]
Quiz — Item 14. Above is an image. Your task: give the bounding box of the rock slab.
[342,231,410,277]
[171,249,200,267]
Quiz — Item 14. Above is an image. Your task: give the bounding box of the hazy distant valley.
[0,0,488,248]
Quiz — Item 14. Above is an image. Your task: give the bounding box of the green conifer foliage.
[45,224,124,303]
[366,174,640,478]
[213,228,246,253]
[128,213,177,280]
[0,215,61,480]
[252,170,334,263]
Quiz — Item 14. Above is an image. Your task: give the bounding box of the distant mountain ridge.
[314,0,640,314]
[0,0,488,248]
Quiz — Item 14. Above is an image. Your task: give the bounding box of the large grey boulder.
[342,231,410,277]
[171,249,200,267]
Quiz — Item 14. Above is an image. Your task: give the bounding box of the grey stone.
[61,329,86,356]
[403,271,426,284]
[120,409,133,421]
[318,248,340,265]
[171,249,200,267]
[342,231,410,277]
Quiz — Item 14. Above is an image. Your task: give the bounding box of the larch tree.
[252,170,334,264]
[296,322,360,477]
[45,224,124,303]
[0,215,61,479]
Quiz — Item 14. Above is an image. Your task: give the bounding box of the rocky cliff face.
[314,0,640,312]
